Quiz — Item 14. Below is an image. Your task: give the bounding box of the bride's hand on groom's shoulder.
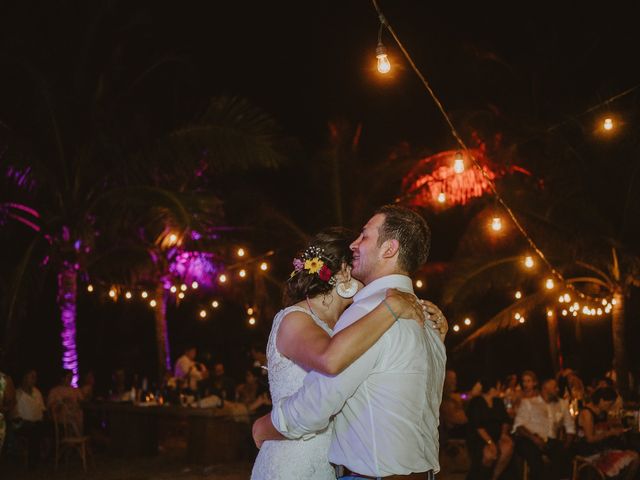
[420,300,448,341]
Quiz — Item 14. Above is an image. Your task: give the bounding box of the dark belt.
[333,464,434,479]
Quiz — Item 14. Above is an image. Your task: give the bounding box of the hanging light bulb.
[558,296,565,303]
[611,298,617,305]
[191,281,198,289]
[237,248,246,257]
[248,317,256,326]
[141,291,148,299]
[87,284,94,293]
[178,292,185,299]
[109,289,116,298]
[491,217,503,232]
[515,291,522,299]
[453,151,465,174]
[199,310,207,319]
[545,278,555,290]
[601,299,608,306]
[437,192,446,204]
[168,233,178,245]
[260,262,268,271]
[453,325,460,332]
[464,317,471,326]
[170,285,177,293]
[603,118,614,131]
[597,308,603,316]
[562,309,568,316]
[563,293,571,303]
[180,284,187,292]
[149,299,157,308]
[125,291,132,299]
[514,312,521,320]
[415,280,424,288]
[547,310,554,317]
[376,42,391,74]
[211,300,220,308]
[519,317,526,324]
[524,256,535,269]
[239,269,247,278]
[247,307,254,315]
[219,274,227,284]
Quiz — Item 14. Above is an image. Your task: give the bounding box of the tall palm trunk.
[57,262,79,387]
[546,311,560,373]
[154,283,171,380]
[611,291,629,394]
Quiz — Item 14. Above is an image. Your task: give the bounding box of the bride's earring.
[336,279,358,299]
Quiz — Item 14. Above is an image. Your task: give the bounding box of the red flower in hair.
[318,265,332,281]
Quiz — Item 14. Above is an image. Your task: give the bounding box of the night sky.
[1,1,639,392]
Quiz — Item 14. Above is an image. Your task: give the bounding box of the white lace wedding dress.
[251,306,335,479]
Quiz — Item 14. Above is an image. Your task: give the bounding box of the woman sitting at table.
[575,387,639,479]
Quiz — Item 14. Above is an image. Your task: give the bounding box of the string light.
[199,310,207,319]
[416,280,424,288]
[519,317,526,324]
[125,291,132,299]
[239,269,247,278]
[141,291,148,299]
[453,151,465,174]
[524,256,535,269]
[453,325,460,332]
[248,317,256,326]
[149,299,157,308]
[170,285,177,293]
[545,278,555,290]
[109,289,116,298]
[191,281,199,289]
[178,292,185,299]
[563,294,571,303]
[219,274,227,284]
[514,313,521,320]
[168,233,178,245]
[611,298,617,305]
[247,307,254,315]
[562,309,568,316]
[437,192,446,203]
[490,217,503,232]
[87,284,94,293]
[547,310,554,317]
[464,317,471,326]
[601,299,608,306]
[212,300,220,308]
[180,284,187,292]
[237,248,246,257]
[515,291,522,299]
[603,118,614,131]
[260,262,268,271]
[558,296,565,303]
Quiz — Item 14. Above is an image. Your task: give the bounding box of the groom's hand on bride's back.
[252,412,285,449]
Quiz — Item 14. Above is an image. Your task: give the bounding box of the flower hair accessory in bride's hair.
[290,246,336,285]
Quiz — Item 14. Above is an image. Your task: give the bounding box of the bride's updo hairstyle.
[283,227,354,306]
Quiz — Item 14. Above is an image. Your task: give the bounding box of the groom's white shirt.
[271,274,446,477]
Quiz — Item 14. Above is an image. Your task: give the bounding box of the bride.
[251,228,446,479]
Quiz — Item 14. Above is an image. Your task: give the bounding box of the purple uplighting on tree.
[169,250,220,289]
[58,262,79,387]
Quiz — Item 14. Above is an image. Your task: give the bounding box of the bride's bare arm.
[277,289,425,375]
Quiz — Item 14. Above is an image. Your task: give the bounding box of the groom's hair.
[375,205,430,274]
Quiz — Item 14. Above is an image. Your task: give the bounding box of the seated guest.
[236,368,261,406]
[466,377,514,480]
[441,369,469,441]
[206,362,234,401]
[12,369,46,467]
[174,346,208,392]
[501,373,521,418]
[575,387,639,479]
[513,378,575,480]
[47,370,83,434]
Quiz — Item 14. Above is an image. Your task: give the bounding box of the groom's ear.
[381,238,400,259]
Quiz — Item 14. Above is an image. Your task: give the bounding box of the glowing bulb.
[109,289,116,298]
[491,217,503,231]
[125,291,132,299]
[514,312,521,320]
[519,317,526,324]
[572,311,578,317]
[237,248,245,257]
[376,43,391,74]
[248,317,256,326]
[545,278,555,290]
[453,151,465,174]
[611,298,617,305]
[563,294,571,303]
[437,192,446,203]
[415,280,424,288]
[547,310,553,317]
[515,291,522,299]
[562,309,568,316]
[453,325,460,332]
[180,284,187,291]
[170,285,177,293]
[601,299,608,306]
[559,296,565,303]
[87,284,94,292]
[524,256,535,269]
[219,274,227,283]
[464,317,471,326]
[191,281,199,289]
[178,292,185,299]
[199,310,207,319]
[141,291,148,299]
[239,269,247,278]
[211,300,219,308]
[247,307,254,315]
[260,262,268,271]
[590,308,596,315]
[603,118,613,130]
[149,299,157,307]
[167,233,178,246]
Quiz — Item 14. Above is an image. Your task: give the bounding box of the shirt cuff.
[270,399,317,441]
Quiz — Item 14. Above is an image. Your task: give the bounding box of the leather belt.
[333,464,434,479]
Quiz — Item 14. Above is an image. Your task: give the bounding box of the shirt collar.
[354,274,414,302]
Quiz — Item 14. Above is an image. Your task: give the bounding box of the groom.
[253,205,446,479]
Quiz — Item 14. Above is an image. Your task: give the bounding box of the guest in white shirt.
[174,346,208,392]
[513,378,575,480]
[13,369,46,467]
[254,205,446,479]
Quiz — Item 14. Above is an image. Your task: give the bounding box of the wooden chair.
[51,402,92,472]
[572,455,606,480]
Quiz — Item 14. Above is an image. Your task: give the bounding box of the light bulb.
[545,278,555,290]
[237,248,245,257]
[562,309,568,316]
[611,298,617,305]
[87,284,94,293]
[149,299,157,308]
[141,291,148,299]
[170,285,177,293]
[464,318,471,326]
[247,308,254,315]
[453,325,460,332]
[191,281,198,289]
[178,292,185,299]
[453,151,465,174]
[415,280,424,288]
[168,233,178,244]
[515,291,522,299]
[239,269,247,278]
[109,289,116,298]
[376,43,391,74]
[180,284,187,292]
[125,291,132,299]
[437,192,446,203]
[248,317,256,326]
[491,217,503,231]
[547,310,553,317]
[514,313,521,320]
[563,294,571,303]
[219,274,227,283]
[211,300,219,308]
[519,317,526,324]
[260,262,268,271]
[199,310,207,319]
[603,118,613,130]
[524,256,535,269]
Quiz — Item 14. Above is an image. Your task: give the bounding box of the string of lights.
[371,0,619,304]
